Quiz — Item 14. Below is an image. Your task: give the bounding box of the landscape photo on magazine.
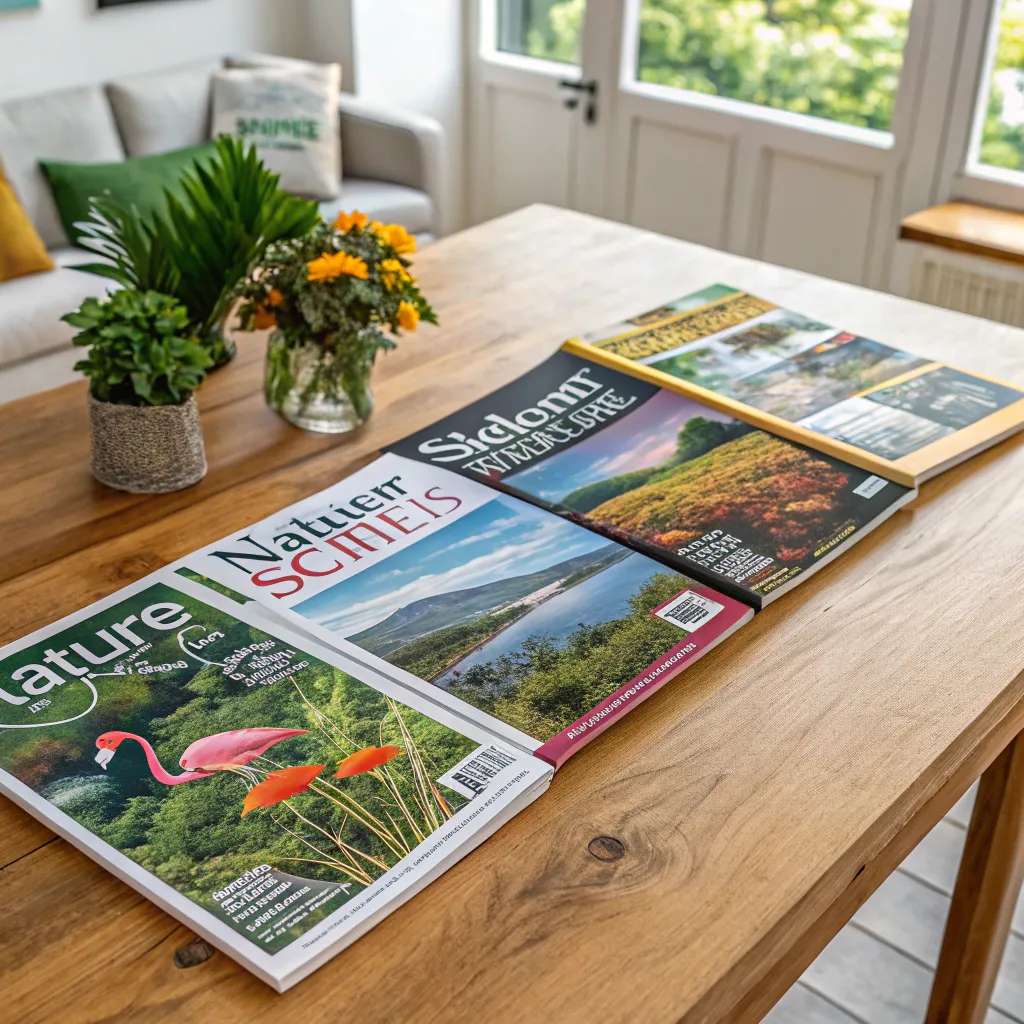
[577,284,1024,465]
[186,454,751,765]
[388,351,914,606]
[0,572,544,984]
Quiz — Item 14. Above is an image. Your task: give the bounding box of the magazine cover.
[0,571,550,991]
[387,351,916,609]
[566,284,1024,486]
[183,453,752,766]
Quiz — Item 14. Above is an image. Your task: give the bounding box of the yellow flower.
[307,251,369,282]
[266,288,285,307]
[372,221,416,255]
[380,257,411,292]
[333,210,369,233]
[397,300,420,331]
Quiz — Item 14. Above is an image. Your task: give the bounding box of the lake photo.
[295,496,696,740]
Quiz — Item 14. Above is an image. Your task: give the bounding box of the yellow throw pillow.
[0,165,54,283]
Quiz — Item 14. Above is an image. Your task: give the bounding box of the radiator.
[909,245,1024,327]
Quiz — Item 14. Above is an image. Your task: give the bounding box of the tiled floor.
[763,784,1024,1024]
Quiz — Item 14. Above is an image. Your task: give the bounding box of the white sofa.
[0,55,444,403]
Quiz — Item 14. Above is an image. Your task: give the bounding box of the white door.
[467,0,616,222]
[469,0,970,290]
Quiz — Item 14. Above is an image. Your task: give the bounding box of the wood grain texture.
[2,206,1024,1024]
[900,202,1024,265]
[926,735,1024,1024]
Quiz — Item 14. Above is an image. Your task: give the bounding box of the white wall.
[0,0,306,100]
[347,0,466,232]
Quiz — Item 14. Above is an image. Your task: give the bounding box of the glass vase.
[264,330,375,434]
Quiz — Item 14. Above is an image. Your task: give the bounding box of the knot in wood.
[588,835,625,861]
[174,938,216,969]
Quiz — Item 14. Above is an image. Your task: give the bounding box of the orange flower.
[333,210,369,233]
[307,251,369,282]
[241,764,324,816]
[334,745,403,779]
[253,306,276,330]
[372,222,416,255]
[397,300,420,331]
[380,257,410,292]
[266,288,285,307]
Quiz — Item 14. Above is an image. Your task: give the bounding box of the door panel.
[626,119,734,249]
[486,85,577,214]
[757,153,880,285]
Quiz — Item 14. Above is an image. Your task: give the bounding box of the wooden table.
[3,205,1024,1024]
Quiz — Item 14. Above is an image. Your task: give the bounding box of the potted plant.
[236,210,437,433]
[73,138,320,367]
[63,289,213,493]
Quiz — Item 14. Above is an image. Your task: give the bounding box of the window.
[972,0,1024,175]
[635,0,913,132]
[495,0,583,65]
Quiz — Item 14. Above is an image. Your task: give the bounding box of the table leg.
[925,730,1024,1024]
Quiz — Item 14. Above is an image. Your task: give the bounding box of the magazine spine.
[560,337,918,488]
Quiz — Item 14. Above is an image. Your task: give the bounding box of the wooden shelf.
[900,202,1024,266]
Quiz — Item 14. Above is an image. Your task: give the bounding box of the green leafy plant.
[74,137,321,365]
[237,211,437,422]
[64,290,213,406]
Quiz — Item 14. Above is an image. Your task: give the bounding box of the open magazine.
[387,351,916,609]
[564,283,1024,487]
[0,570,550,992]
[182,453,753,765]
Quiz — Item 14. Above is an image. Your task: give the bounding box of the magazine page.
[182,453,752,766]
[386,351,916,610]
[566,284,1024,486]
[0,570,551,992]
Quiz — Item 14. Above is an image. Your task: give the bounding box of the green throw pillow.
[40,142,218,244]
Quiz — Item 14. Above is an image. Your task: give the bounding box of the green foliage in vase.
[72,137,321,365]
[64,290,213,406]
[237,212,437,419]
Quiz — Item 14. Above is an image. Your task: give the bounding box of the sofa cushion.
[212,63,342,200]
[107,59,223,157]
[40,141,218,243]
[0,86,125,249]
[0,163,54,283]
[0,247,110,367]
[320,178,434,236]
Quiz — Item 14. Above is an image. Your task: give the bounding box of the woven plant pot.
[88,394,207,493]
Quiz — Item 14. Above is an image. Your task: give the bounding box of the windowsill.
[899,202,1024,266]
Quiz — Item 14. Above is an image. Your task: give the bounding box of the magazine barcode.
[437,745,517,799]
[654,590,724,633]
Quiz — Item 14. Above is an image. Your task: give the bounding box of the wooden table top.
[3,205,1024,1024]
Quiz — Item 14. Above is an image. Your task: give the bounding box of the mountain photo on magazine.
[0,581,484,955]
[293,492,706,743]
[501,385,909,601]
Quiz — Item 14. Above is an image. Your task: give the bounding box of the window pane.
[495,0,583,65]
[976,1,1024,172]
[636,0,913,132]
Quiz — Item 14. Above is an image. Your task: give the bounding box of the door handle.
[559,78,598,124]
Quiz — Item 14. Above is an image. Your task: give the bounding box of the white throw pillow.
[211,64,342,200]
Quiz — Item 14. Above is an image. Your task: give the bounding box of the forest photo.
[295,496,695,741]
[0,583,478,952]
[506,389,882,570]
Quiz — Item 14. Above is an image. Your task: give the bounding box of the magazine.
[182,452,753,766]
[386,350,916,610]
[564,283,1024,487]
[0,569,551,992]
